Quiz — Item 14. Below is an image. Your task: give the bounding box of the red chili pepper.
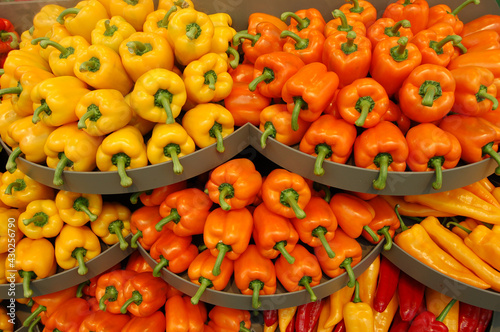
[397,271,425,321]
[263,309,278,327]
[458,302,481,332]
[373,256,401,313]
[408,298,457,332]
[295,299,324,332]
[334,320,346,332]
[390,311,411,332]
[475,308,494,332]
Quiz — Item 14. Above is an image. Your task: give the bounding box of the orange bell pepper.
[322,30,372,88]
[448,50,500,78]
[398,64,456,123]
[224,81,271,127]
[280,8,326,34]
[339,0,377,28]
[233,22,285,64]
[291,196,338,258]
[380,100,411,135]
[329,192,376,239]
[366,18,413,48]
[275,244,322,302]
[95,269,138,313]
[122,311,165,332]
[234,244,277,309]
[259,104,310,148]
[427,0,480,35]
[188,249,234,305]
[119,272,168,317]
[165,295,207,332]
[261,168,311,219]
[314,228,363,287]
[410,26,464,67]
[382,0,429,34]
[461,30,500,52]
[43,297,91,332]
[129,180,186,206]
[247,12,288,34]
[406,123,462,190]
[203,207,253,276]
[208,306,252,332]
[298,114,357,176]
[370,36,422,97]
[363,196,401,250]
[353,121,409,190]
[79,310,131,332]
[281,28,325,64]
[252,202,299,264]
[324,9,366,38]
[462,14,500,36]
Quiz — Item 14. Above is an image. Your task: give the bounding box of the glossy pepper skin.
[343,281,374,332]
[234,244,277,309]
[55,190,102,226]
[130,205,165,250]
[0,169,55,209]
[247,12,288,34]
[232,22,285,64]
[0,208,22,254]
[448,50,500,78]
[91,202,131,251]
[460,30,500,53]
[149,228,198,276]
[366,18,413,49]
[188,249,234,305]
[12,237,57,298]
[225,80,271,127]
[31,5,66,38]
[397,271,425,322]
[280,28,325,64]
[130,180,186,206]
[295,300,323,332]
[164,294,207,332]
[406,123,462,190]
[411,25,464,67]
[182,103,234,153]
[56,0,109,43]
[322,31,372,88]
[248,51,305,99]
[79,309,131,332]
[205,158,262,211]
[324,9,367,38]
[91,16,136,53]
[339,0,377,28]
[95,269,137,313]
[363,196,400,250]
[462,14,500,36]
[409,297,457,332]
[276,244,322,302]
[55,224,101,275]
[208,306,252,332]
[18,199,63,239]
[35,35,89,77]
[457,302,481,332]
[119,271,168,317]
[252,203,299,264]
[373,256,400,313]
[96,125,148,188]
[157,187,212,236]
[314,228,362,287]
[44,297,91,332]
[109,0,154,31]
[439,114,500,174]
[427,0,480,35]
[329,192,376,239]
[281,8,326,34]
[356,255,379,309]
[261,168,311,219]
[122,311,165,332]
[382,0,429,34]
[44,123,103,186]
[260,104,309,149]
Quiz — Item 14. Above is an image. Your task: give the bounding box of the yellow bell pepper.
[1,50,51,78]
[18,199,64,239]
[324,285,355,328]
[0,101,22,148]
[33,35,90,77]
[44,123,103,186]
[157,0,194,11]
[45,22,72,42]
[373,291,398,332]
[31,76,90,127]
[0,306,14,332]
[356,255,380,309]
[91,16,136,53]
[182,103,234,153]
[19,29,50,61]
[0,169,55,209]
[96,0,112,16]
[55,224,101,275]
[123,93,156,135]
[0,208,23,254]
[0,253,7,284]
[208,13,238,67]
[146,123,196,174]
[109,0,154,31]
[129,68,186,124]
[56,0,109,43]
[167,8,214,66]
[425,288,459,332]
[183,52,233,104]
[75,89,133,136]
[5,116,55,173]
[32,4,67,39]
[343,281,374,332]
[55,190,103,226]
[118,32,174,82]
[73,44,134,96]
[90,202,131,250]
[96,125,148,188]
[12,237,57,298]
[142,8,177,43]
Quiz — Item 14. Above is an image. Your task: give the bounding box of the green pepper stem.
[363,225,380,242]
[390,37,409,62]
[347,0,364,13]
[339,257,356,288]
[74,197,98,222]
[57,8,81,24]
[23,212,48,227]
[114,154,133,187]
[240,321,252,332]
[76,280,90,298]
[0,86,22,97]
[291,97,307,132]
[129,191,144,204]
[5,179,25,195]
[280,11,309,30]
[372,153,391,190]
[211,122,225,153]
[394,204,409,232]
[165,144,184,175]
[53,152,70,186]
[280,30,309,50]
[23,304,46,327]
[354,98,373,127]
[248,69,274,92]
[298,276,317,302]
[72,247,88,275]
[130,230,143,249]
[446,221,472,234]
[186,23,201,40]
[282,188,306,219]
[1,31,19,48]
[378,226,393,251]
[435,35,463,53]
[226,46,240,69]
[160,6,177,27]
[451,0,480,16]
[191,277,213,305]
[120,290,142,314]
[79,57,100,72]
[20,270,36,298]
[212,243,231,276]
[341,31,358,55]
[126,41,152,56]
[99,285,118,311]
[28,316,41,332]
[274,241,295,264]
[156,91,175,124]
[39,39,71,58]
[477,87,499,110]
[388,20,411,36]
[260,122,276,149]
[109,220,129,251]
[312,226,335,258]
[332,9,350,31]
[249,280,263,309]
[153,256,168,277]
[313,144,332,176]
[218,184,233,211]
[312,182,332,203]
[232,31,260,46]
[482,142,500,175]
[352,280,361,302]
[77,108,99,130]
[436,299,458,321]
[155,208,180,232]
[205,70,217,90]
[6,146,22,173]
[32,103,50,124]
[429,157,444,190]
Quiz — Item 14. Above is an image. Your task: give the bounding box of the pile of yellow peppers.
[0,0,237,187]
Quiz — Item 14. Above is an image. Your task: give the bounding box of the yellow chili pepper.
[167,8,214,66]
[18,199,64,239]
[421,216,500,292]
[0,208,23,254]
[373,290,399,332]
[182,103,234,153]
[56,0,109,43]
[142,8,177,43]
[316,299,333,332]
[343,281,374,332]
[44,123,103,186]
[75,89,133,136]
[91,16,136,53]
[96,125,148,188]
[73,44,134,96]
[90,202,131,250]
[123,93,156,135]
[33,35,90,77]
[32,4,67,39]
[146,123,196,174]
[31,76,90,127]
[264,321,278,332]
[324,285,355,328]
[55,190,103,226]
[118,32,174,82]
[183,52,233,104]
[109,0,154,31]
[157,0,194,11]
[449,218,481,239]
[357,254,380,309]
[12,237,57,298]
[0,170,55,209]
[0,305,14,332]
[278,306,297,332]
[5,116,55,173]
[129,68,186,124]
[55,224,101,275]
[425,288,459,332]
